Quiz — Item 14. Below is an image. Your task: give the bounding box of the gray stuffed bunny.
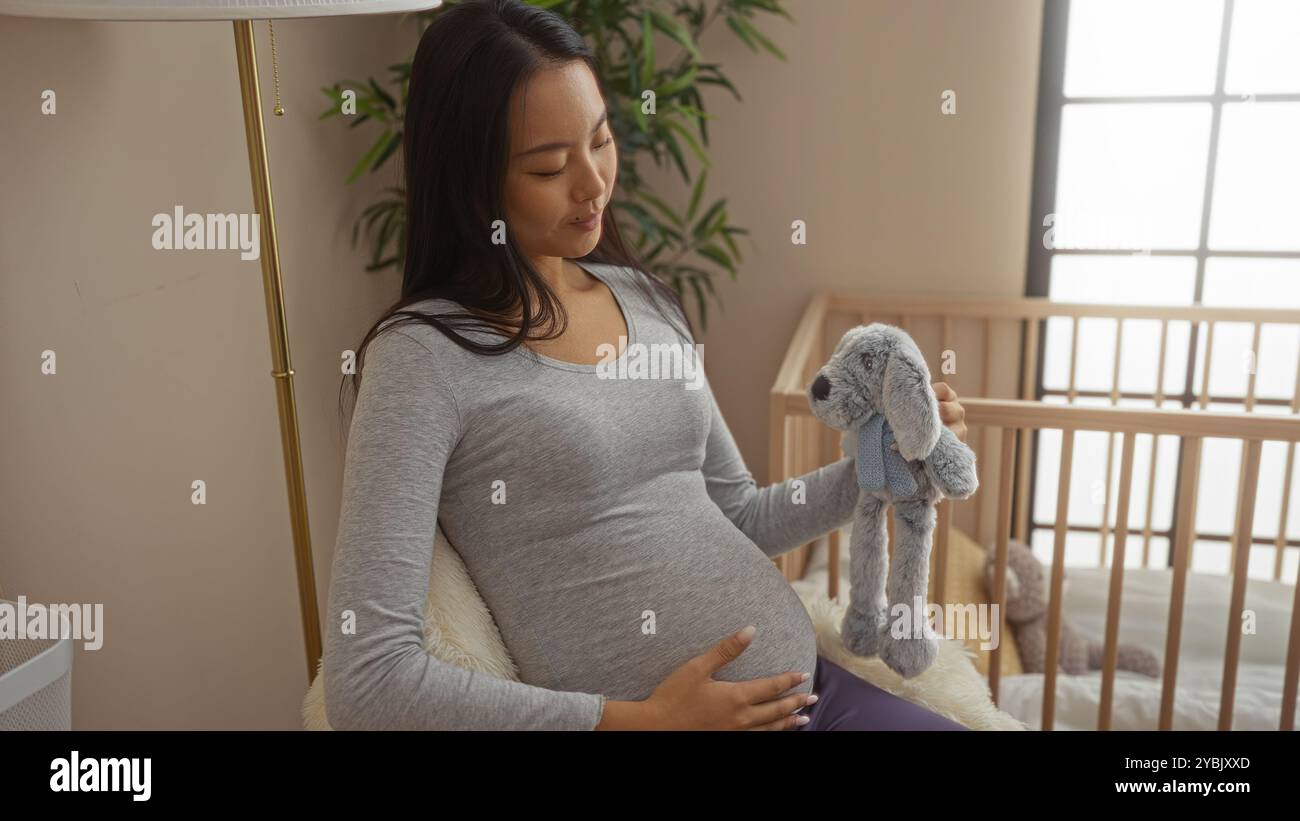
[986,540,1161,677]
[808,323,979,678]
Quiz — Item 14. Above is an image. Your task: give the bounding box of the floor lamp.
[0,0,443,683]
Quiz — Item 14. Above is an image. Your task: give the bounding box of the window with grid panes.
[1024,0,1300,583]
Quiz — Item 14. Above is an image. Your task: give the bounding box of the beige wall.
[677,0,1043,479]
[0,0,1042,729]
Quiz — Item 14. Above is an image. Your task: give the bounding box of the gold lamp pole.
[0,0,445,684]
[232,20,322,682]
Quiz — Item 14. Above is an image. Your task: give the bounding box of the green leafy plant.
[320,0,793,329]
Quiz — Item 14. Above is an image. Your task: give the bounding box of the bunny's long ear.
[881,336,942,461]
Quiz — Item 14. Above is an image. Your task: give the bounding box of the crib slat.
[1160,436,1203,730]
[974,319,993,543]
[1043,429,1075,731]
[1067,315,1080,403]
[1198,321,1215,410]
[1230,446,1250,572]
[1143,320,1170,567]
[1278,365,1300,581]
[1099,431,1137,731]
[934,500,952,607]
[1283,293,1300,720]
[1283,565,1300,730]
[1219,438,1262,730]
[1188,435,1206,570]
[1099,433,1116,568]
[1222,323,1265,576]
[990,427,1016,705]
[1015,426,1034,543]
[1142,434,1160,569]
[1098,321,1124,567]
[1015,317,1039,541]
[1277,444,1295,582]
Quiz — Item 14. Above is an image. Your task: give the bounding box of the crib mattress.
[997,565,1298,731]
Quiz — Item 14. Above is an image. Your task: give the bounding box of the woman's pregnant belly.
[463,483,819,704]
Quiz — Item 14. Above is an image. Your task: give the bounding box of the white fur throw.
[303,528,1025,731]
[790,578,1025,731]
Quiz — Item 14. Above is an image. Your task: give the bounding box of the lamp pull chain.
[269,19,284,116]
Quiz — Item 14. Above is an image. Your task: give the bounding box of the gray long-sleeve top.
[322,261,860,730]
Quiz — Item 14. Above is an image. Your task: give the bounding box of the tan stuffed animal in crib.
[987,540,1161,677]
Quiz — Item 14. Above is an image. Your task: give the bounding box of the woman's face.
[503,60,617,262]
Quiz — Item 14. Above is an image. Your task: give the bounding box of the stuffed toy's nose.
[811,374,830,401]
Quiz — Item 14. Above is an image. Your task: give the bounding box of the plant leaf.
[640,10,655,90]
[719,225,741,260]
[347,128,393,183]
[370,130,402,172]
[636,189,685,228]
[657,65,698,98]
[692,198,726,239]
[650,8,701,61]
[688,275,708,331]
[725,15,758,52]
[659,131,690,182]
[663,119,710,166]
[686,168,708,221]
[368,76,397,110]
[734,15,787,61]
[745,0,796,24]
[695,74,743,103]
[697,243,736,274]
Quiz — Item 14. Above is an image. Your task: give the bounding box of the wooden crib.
[769,291,1300,731]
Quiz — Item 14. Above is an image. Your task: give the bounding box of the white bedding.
[996,566,1299,730]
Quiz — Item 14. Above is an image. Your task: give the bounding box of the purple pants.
[794,655,971,731]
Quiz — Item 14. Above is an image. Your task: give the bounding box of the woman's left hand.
[932,381,967,441]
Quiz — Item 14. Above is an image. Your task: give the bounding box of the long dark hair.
[340,0,695,426]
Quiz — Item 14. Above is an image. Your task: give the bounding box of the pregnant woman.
[324,0,969,731]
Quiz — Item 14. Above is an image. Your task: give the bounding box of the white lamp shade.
[0,0,442,20]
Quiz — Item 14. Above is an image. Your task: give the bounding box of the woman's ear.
[881,339,942,461]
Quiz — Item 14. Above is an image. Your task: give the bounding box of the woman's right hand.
[638,625,815,730]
